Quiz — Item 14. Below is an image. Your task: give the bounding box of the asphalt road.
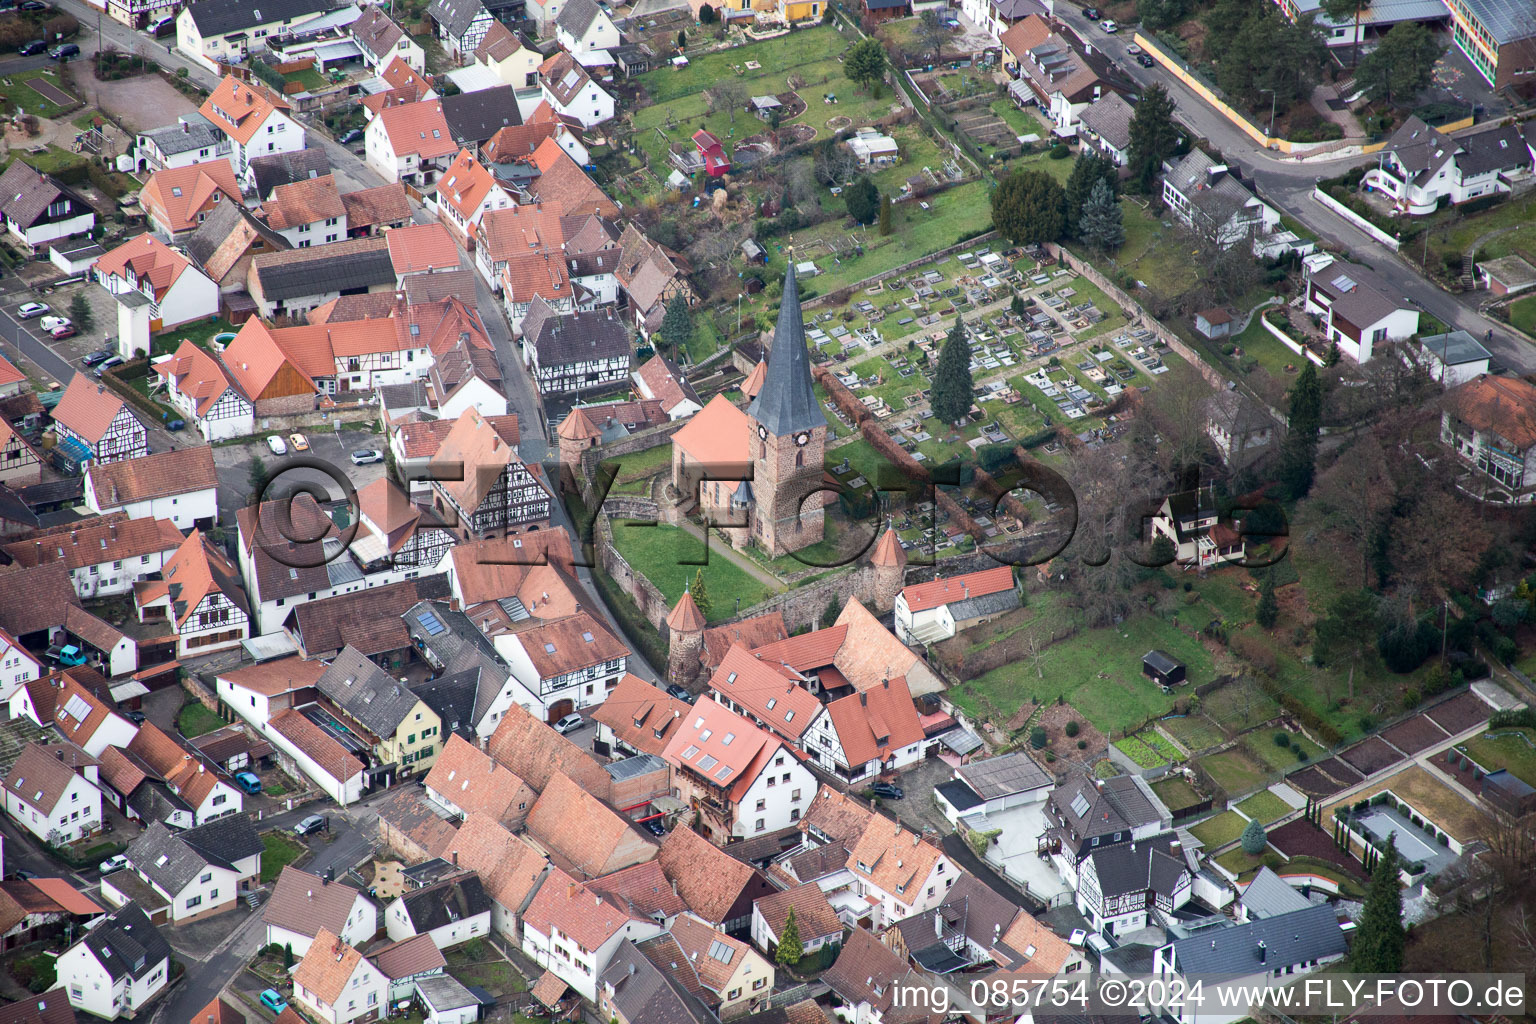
[0,53,54,77]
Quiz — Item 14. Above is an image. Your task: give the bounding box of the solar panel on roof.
[62,694,91,722]
[1070,792,1091,818]
[715,764,732,781]
[1331,274,1356,291]
[708,940,735,964]
[416,610,446,636]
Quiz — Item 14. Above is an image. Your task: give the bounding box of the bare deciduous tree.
[1140,362,1216,476]
[1301,432,1394,588]
[708,79,748,124]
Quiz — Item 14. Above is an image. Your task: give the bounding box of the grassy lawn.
[260,832,306,883]
[1161,712,1227,752]
[1463,728,1536,787]
[177,701,225,738]
[3,69,77,119]
[990,99,1050,138]
[1115,736,1170,768]
[1227,314,1307,381]
[952,612,1214,736]
[1215,846,1283,875]
[1511,294,1536,336]
[608,519,776,619]
[603,444,672,485]
[1151,773,1203,810]
[284,66,330,92]
[13,146,87,179]
[446,947,528,995]
[1236,789,1293,824]
[1199,746,1272,798]
[1189,809,1247,849]
[1429,191,1536,279]
[1243,731,1325,771]
[155,316,241,355]
[1111,200,1201,300]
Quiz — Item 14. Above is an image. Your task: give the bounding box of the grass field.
[1511,294,1536,336]
[177,702,225,738]
[1463,728,1536,787]
[604,444,673,484]
[608,519,775,619]
[1111,201,1201,300]
[446,948,527,995]
[951,612,1214,736]
[1151,773,1202,811]
[1200,746,1272,799]
[1161,712,1227,752]
[13,145,87,179]
[1236,789,1293,825]
[3,69,78,119]
[1189,810,1247,849]
[260,832,306,882]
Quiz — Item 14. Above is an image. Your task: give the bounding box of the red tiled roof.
[200,76,290,147]
[53,372,130,445]
[141,163,240,234]
[379,100,457,160]
[269,708,365,784]
[824,676,923,766]
[899,566,1016,612]
[671,394,748,467]
[589,674,690,758]
[386,222,461,275]
[708,645,819,742]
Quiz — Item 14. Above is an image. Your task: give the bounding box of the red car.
[50,325,75,339]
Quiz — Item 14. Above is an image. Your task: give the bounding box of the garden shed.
[1142,649,1185,686]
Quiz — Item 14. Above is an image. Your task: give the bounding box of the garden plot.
[1381,714,1452,755]
[1424,690,1493,735]
[1338,735,1406,777]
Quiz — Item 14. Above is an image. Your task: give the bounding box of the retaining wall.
[1258,310,1327,366]
[1311,187,1402,251]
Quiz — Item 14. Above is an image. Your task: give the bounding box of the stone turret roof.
[666,591,706,633]
[870,526,906,568]
[557,405,600,441]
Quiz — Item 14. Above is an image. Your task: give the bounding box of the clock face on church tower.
[794,432,810,447]
[758,424,769,440]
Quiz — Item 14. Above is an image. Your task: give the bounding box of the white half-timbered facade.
[51,375,148,467]
[432,460,550,541]
[155,341,255,443]
[519,301,630,397]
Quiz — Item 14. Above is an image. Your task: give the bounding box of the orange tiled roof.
[824,676,923,767]
[386,222,461,275]
[482,123,560,165]
[708,645,819,742]
[899,566,1016,613]
[422,734,535,824]
[1450,373,1536,449]
[501,249,572,305]
[342,182,412,231]
[523,137,616,218]
[200,76,290,148]
[293,929,368,1005]
[94,234,193,300]
[476,202,565,262]
[656,824,760,925]
[141,162,240,234]
[431,812,550,912]
[438,149,505,222]
[86,446,216,506]
[379,100,457,161]
[845,813,947,898]
[589,674,690,758]
[521,866,638,951]
[671,393,748,467]
[260,174,345,230]
[525,771,655,878]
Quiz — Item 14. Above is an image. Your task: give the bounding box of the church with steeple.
[669,264,829,558]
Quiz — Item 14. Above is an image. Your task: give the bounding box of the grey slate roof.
[1240,866,1312,920]
[411,668,483,741]
[185,201,278,273]
[524,300,631,367]
[949,589,1022,622]
[78,903,172,982]
[1077,93,1134,152]
[403,600,512,725]
[1311,260,1405,332]
[0,162,86,231]
[429,0,487,37]
[127,820,211,897]
[249,149,333,197]
[1050,774,1166,843]
[184,0,335,36]
[556,0,604,38]
[890,871,1018,953]
[1165,150,1257,231]
[601,940,713,1024]
[141,114,221,158]
[1087,832,1189,899]
[957,750,1053,800]
[399,875,492,932]
[936,779,983,813]
[1419,330,1492,367]
[441,86,521,146]
[253,239,395,301]
[1164,904,1345,975]
[179,809,265,868]
[745,264,826,437]
[1455,122,1530,177]
[318,645,424,739]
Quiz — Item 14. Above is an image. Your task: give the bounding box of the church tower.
[746,264,827,557]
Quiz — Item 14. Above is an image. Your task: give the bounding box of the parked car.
[21,2,49,10]
[48,42,78,60]
[259,992,288,1014]
[1099,18,1117,31]
[1083,5,1100,16]
[234,771,262,795]
[82,348,113,366]
[288,432,309,452]
[165,418,185,431]
[50,324,75,340]
[644,819,666,837]
[98,854,129,874]
[266,435,288,455]
[40,315,70,332]
[1125,42,1142,54]
[294,814,325,836]
[18,40,46,55]
[871,781,905,800]
[665,683,692,701]
[553,713,584,735]
[349,448,383,465]
[16,302,47,319]
[339,128,363,145]
[6,870,38,881]
[1137,52,1155,66]
[123,710,146,725]
[93,355,123,376]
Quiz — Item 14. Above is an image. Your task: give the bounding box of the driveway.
[212,430,391,529]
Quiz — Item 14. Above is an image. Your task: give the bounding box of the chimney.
[183,122,189,133]
[1258,940,1267,964]
[307,889,314,899]
[568,882,576,899]
[859,692,867,707]
[1170,840,1182,858]
[452,850,459,865]
[934,912,943,938]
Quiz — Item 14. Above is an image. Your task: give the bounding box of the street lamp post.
[1259,88,1277,139]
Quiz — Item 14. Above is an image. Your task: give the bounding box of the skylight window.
[581,631,594,643]
[722,733,735,746]
[714,764,732,781]
[766,698,776,710]
[708,941,735,964]
[697,754,718,771]
[700,729,712,741]
[682,745,699,759]
[544,642,557,653]
[726,672,737,684]
[784,710,794,722]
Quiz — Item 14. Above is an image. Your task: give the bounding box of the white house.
[267,708,368,806]
[1041,774,1172,892]
[177,0,335,72]
[293,929,391,1024]
[134,530,252,660]
[2,742,102,845]
[934,750,1053,826]
[366,100,458,187]
[0,628,42,704]
[661,699,820,843]
[1076,92,1135,167]
[1149,488,1247,570]
[1203,390,1273,467]
[152,341,254,443]
[555,0,620,60]
[265,865,379,957]
[384,875,493,950]
[434,149,514,246]
[55,904,172,1021]
[1364,117,1533,216]
[258,174,348,248]
[0,163,96,252]
[352,5,426,73]
[493,611,629,721]
[539,52,615,128]
[217,658,329,732]
[2,516,186,602]
[85,447,219,532]
[93,234,220,332]
[843,814,956,929]
[1154,905,1347,1024]
[198,77,307,180]
[1162,151,1283,252]
[1441,373,1536,503]
[1076,833,1194,937]
[133,114,230,174]
[1410,330,1493,386]
[107,817,264,924]
[893,565,1020,645]
[520,868,664,1003]
[518,300,632,397]
[1302,255,1419,364]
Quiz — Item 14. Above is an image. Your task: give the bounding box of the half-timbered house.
[356,478,457,574]
[519,297,630,397]
[220,319,323,414]
[154,340,255,442]
[50,374,149,470]
[0,420,43,487]
[429,409,550,541]
[134,530,251,657]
